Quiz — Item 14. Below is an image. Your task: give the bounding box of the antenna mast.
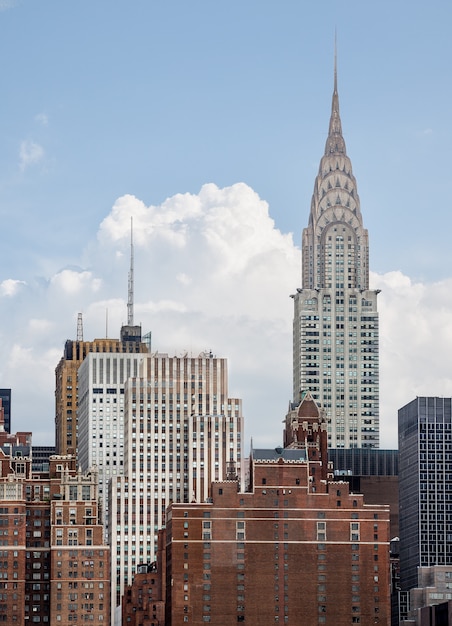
[127,216,134,326]
[77,312,84,341]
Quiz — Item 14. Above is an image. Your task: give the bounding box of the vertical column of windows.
[318,541,327,623]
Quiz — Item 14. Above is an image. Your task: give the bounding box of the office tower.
[77,350,146,528]
[109,352,244,625]
[292,62,380,449]
[0,389,11,433]
[32,445,56,472]
[55,222,150,457]
[55,333,149,457]
[398,397,452,592]
[0,451,110,624]
[165,396,390,625]
[328,447,399,539]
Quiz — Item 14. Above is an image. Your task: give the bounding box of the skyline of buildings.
[109,352,244,623]
[2,59,451,624]
[292,66,380,449]
[153,391,391,625]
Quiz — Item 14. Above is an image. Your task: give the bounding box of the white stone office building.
[109,352,244,624]
[77,351,146,528]
[292,66,379,449]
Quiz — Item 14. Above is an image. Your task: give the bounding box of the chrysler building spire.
[292,57,380,450]
[303,58,368,292]
[325,47,345,156]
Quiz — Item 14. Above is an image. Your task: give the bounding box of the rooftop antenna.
[105,308,108,339]
[76,312,84,342]
[127,216,134,326]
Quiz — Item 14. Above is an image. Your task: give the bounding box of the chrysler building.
[292,64,379,448]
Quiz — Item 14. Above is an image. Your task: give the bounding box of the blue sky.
[1,1,452,448]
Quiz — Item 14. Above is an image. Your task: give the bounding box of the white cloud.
[50,269,101,295]
[0,279,26,296]
[176,273,192,286]
[19,140,45,170]
[375,271,452,448]
[35,113,49,126]
[28,319,52,333]
[3,182,452,450]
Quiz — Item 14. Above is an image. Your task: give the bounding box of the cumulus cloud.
[98,183,298,322]
[50,269,101,295]
[3,182,452,450]
[19,139,45,170]
[375,271,452,447]
[0,279,26,296]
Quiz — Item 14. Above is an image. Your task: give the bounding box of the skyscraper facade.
[109,352,244,624]
[292,66,379,449]
[0,389,11,434]
[77,350,147,529]
[55,334,149,457]
[398,397,452,591]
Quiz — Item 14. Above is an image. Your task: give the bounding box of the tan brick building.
[55,332,149,457]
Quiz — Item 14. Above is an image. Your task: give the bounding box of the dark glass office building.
[329,447,398,476]
[399,397,452,591]
[329,447,399,541]
[32,446,56,472]
[0,389,11,433]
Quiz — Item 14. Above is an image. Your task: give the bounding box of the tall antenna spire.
[77,312,84,341]
[324,32,345,156]
[334,29,338,94]
[127,216,134,326]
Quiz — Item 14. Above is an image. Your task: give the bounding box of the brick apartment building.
[0,449,110,623]
[165,456,390,625]
[124,392,391,625]
[122,530,166,626]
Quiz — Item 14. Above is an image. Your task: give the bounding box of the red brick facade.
[166,460,390,625]
[0,451,110,624]
[122,530,166,626]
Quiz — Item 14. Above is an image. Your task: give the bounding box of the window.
[350,522,360,541]
[317,521,326,541]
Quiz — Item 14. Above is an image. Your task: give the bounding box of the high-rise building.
[55,222,150,457]
[77,350,148,527]
[292,63,380,449]
[164,392,390,625]
[55,333,149,457]
[398,397,452,592]
[32,445,56,472]
[0,451,110,624]
[329,447,399,540]
[0,389,11,433]
[109,352,244,625]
